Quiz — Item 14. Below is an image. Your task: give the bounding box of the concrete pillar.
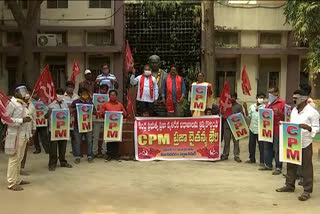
[286,55,300,104]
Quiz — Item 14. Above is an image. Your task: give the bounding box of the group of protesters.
[1,54,319,202]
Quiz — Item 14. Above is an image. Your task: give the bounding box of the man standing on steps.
[149,55,167,116]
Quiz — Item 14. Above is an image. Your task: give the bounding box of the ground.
[0,141,319,214]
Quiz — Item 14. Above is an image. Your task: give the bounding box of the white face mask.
[296,95,308,106]
[57,95,64,102]
[257,98,264,104]
[144,70,151,76]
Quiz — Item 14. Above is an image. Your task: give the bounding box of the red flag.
[126,90,135,121]
[70,59,80,84]
[125,40,134,73]
[0,89,13,124]
[241,65,251,96]
[34,65,57,105]
[219,80,232,119]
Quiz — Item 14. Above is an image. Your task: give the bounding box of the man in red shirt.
[259,86,285,175]
[100,90,127,162]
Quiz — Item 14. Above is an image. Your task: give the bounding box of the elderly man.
[5,85,33,191]
[149,55,167,116]
[96,63,119,92]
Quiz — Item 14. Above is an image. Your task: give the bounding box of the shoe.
[74,158,80,164]
[33,150,41,154]
[105,156,112,162]
[259,163,265,167]
[272,169,282,175]
[245,160,256,164]
[259,166,272,171]
[221,155,228,161]
[20,170,30,176]
[234,157,242,163]
[298,192,311,201]
[61,163,72,168]
[115,158,122,162]
[19,180,30,185]
[88,157,93,163]
[49,166,56,171]
[8,184,23,191]
[276,186,294,192]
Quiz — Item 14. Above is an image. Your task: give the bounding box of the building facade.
[211,1,308,105]
[0,0,125,100]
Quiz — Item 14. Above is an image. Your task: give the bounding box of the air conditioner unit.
[37,34,57,47]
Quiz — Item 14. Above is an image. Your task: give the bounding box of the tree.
[7,0,43,88]
[284,1,320,98]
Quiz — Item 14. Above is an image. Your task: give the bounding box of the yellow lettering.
[138,134,148,146]
[148,134,157,145]
[158,134,170,145]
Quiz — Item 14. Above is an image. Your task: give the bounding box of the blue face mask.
[268,93,278,104]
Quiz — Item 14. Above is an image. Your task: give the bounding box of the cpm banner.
[50,109,70,141]
[284,104,292,122]
[227,113,249,140]
[32,101,48,127]
[190,84,207,111]
[258,108,274,143]
[134,116,221,161]
[279,122,302,165]
[104,111,123,142]
[93,93,109,122]
[76,104,93,133]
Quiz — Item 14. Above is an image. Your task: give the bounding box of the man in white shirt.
[276,88,320,201]
[63,81,79,103]
[130,64,159,116]
[5,85,33,191]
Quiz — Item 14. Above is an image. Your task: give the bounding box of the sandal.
[19,180,30,185]
[276,186,294,192]
[298,192,310,201]
[8,184,24,191]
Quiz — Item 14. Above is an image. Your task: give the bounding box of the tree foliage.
[284,1,320,74]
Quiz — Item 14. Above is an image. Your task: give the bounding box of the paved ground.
[0,141,319,214]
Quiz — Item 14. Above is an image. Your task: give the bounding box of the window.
[47,0,68,8]
[6,56,19,95]
[88,55,111,79]
[87,31,113,46]
[45,56,66,89]
[215,32,239,48]
[260,32,281,45]
[258,58,281,94]
[6,32,22,46]
[89,0,111,8]
[216,58,237,96]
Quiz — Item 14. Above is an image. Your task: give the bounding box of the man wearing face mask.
[29,91,49,154]
[221,93,244,163]
[259,86,286,175]
[162,65,186,117]
[243,93,266,165]
[130,64,159,116]
[46,88,73,171]
[79,70,95,95]
[96,64,119,92]
[4,85,33,191]
[276,88,319,201]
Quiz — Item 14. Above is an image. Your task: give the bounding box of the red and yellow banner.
[135,116,221,161]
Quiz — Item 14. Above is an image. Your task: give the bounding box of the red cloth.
[265,98,286,135]
[126,90,135,121]
[0,89,13,124]
[219,80,232,118]
[140,75,153,100]
[70,59,80,85]
[241,65,251,96]
[166,75,182,112]
[34,65,57,105]
[101,101,127,118]
[125,40,134,73]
